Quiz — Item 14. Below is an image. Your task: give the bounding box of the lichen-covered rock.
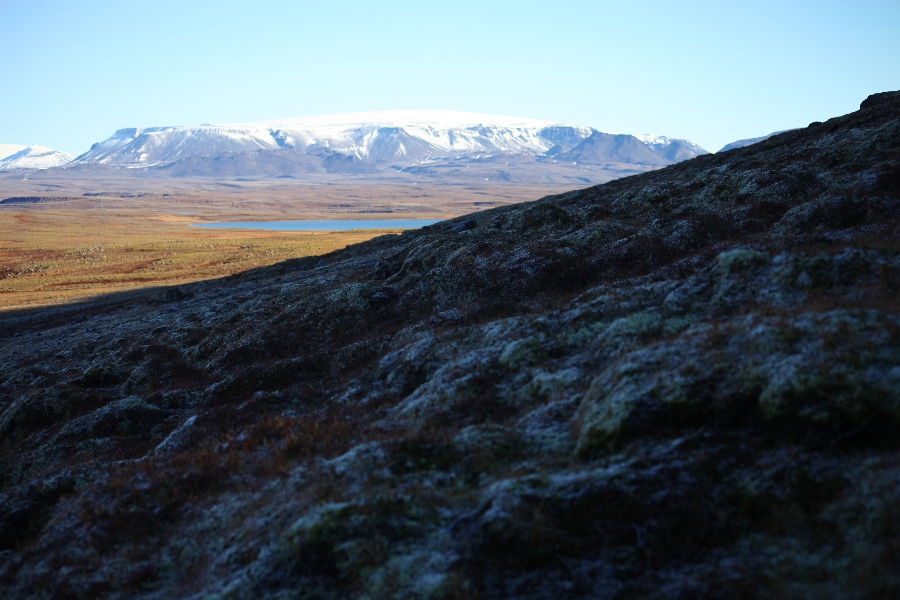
[55,396,163,441]
[153,414,198,456]
[574,308,900,456]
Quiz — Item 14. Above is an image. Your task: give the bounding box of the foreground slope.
[1,92,899,598]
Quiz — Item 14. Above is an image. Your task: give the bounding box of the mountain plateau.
[47,111,708,184]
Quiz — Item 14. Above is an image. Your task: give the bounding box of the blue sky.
[1,0,898,155]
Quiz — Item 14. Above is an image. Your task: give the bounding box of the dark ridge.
[0,196,84,204]
[860,89,900,110]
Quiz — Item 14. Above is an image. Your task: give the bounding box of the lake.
[191,219,442,231]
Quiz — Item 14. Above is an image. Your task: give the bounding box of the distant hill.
[718,129,795,152]
[0,145,75,170]
[554,131,706,166]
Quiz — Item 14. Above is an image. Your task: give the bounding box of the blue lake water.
[191,219,442,231]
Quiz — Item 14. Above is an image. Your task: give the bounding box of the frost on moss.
[595,311,695,359]
[287,502,357,550]
[498,337,541,370]
[573,344,709,455]
[575,309,900,456]
[758,363,900,434]
[362,545,459,600]
[55,396,162,441]
[283,496,442,586]
[715,248,769,275]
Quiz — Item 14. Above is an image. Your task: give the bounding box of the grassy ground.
[0,179,573,311]
[0,209,397,310]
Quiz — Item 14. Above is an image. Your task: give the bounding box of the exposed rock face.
[1,92,899,598]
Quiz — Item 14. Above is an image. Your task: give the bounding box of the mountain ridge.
[66,111,707,181]
[0,144,26,161]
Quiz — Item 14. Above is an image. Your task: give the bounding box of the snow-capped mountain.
[634,134,708,162]
[0,145,75,170]
[71,111,707,174]
[554,132,706,166]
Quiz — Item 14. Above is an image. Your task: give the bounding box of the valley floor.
[0,182,569,310]
[0,209,391,310]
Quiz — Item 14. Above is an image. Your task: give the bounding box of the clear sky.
[1,0,898,155]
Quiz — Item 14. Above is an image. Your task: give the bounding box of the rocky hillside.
[1,92,898,599]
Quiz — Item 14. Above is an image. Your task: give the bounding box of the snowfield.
[0,145,75,170]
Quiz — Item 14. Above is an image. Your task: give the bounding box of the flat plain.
[0,176,575,310]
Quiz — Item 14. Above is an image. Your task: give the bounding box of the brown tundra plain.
[0,181,569,310]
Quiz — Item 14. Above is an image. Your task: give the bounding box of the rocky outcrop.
[0,92,898,598]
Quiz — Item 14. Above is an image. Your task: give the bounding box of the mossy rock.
[759,369,900,440]
[55,396,163,441]
[77,362,127,387]
[363,548,459,600]
[596,311,694,358]
[573,376,641,454]
[573,350,708,456]
[1,392,66,433]
[389,436,460,475]
[286,497,437,580]
[599,312,664,352]
[772,253,840,291]
[715,248,769,275]
[521,203,573,230]
[287,502,364,574]
[498,337,541,370]
[520,367,581,402]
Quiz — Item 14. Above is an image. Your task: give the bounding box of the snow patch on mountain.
[0,144,27,160]
[634,134,670,146]
[0,145,75,170]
